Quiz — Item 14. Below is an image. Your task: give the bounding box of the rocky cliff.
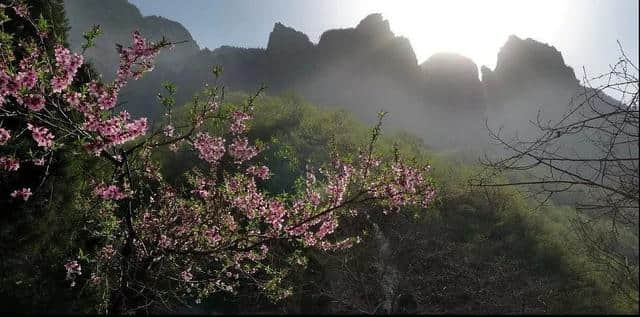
[65,1,587,149]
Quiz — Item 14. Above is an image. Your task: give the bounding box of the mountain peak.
[267,22,313,54]
[354,13,393,41]
[494,35,578,86]
[356,13,385,29]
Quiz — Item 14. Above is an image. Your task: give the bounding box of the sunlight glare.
[360,0,570,68]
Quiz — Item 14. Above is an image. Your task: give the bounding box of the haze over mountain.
[65,0,590,151]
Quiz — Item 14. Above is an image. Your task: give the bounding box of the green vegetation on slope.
[159,90,636,314]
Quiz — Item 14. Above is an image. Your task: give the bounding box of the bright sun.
[355,0,570,68]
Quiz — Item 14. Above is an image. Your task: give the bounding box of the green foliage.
[80,24,101,53]
[0,2,107,312]
[425,159,636,313]
[157,90,635,314]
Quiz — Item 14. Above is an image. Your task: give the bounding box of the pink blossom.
[83,112,147,150]
[246,165,270,180]
[64,91,82,109]
[64,260,82,275]
[18,49,41,72]
[94,184,128,200]
[180,270,193,282]
[0,128,10,145]
[230,110,252,135]
[228,137,258,164]
[303,232,318,247]
[100,244,116,260]
[10,188,32,201]
[316,217,338,240]
[326,162,354,207]
[12,4,29,18]
[14,69,37,90]
[32,158,45,166]
[64,260,82,287]
[89,273,101,286]
[0,70,16,106]
[193,132,225,164]
[231,178,264,219]
[204,227,222,245]
[227,177,241,192]
[125,117,148,139]
[191,188,210,198]
[0,156,20,171]
[265,200,287,231]
[52,46,83,93]
[96,88,118,110]
[51,76,67,93]
[164,124,175,137]
[222,213,237,232]
[208,100,220,113]
[421,186,437,208]
[22,94,46,111]
[114,31,160,89]
[27,123,54,148]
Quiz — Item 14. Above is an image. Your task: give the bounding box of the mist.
[64,1,606,162]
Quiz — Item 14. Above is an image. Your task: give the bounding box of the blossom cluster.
[83,111,148,153]
[100,244,116,261]
[1,24,166,204]
[64,260,82,287]
[10,187,32,201]
[193,132,225,164]
[93,184,129,200]
[116,31,160,86]
[1,7,439,311]
[230,110,252,135]
[246,165,270,180]
[0,48,45,111]
[325,160,355,208]
[372,162,437,212]
[52,46,84,93]
[69,31,162,154]
[27,124,55,149]
[0,156,20,171]
[228,137,258,164]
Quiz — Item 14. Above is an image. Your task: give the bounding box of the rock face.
[64,0,201,116]
[65,0,199,76]
[65,1,588,150]
[420,53,487,148]
[421,53,484,112]
[483,35,582,134]
[494,35,578,88]
[267,22,313,55]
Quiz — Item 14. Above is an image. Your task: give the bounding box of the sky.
[128,0,638,79]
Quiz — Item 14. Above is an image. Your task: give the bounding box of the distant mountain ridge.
[64,0,585,149]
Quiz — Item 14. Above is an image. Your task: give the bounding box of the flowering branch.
[1,4,437,313]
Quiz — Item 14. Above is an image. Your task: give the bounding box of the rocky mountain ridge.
[64,0,584,149]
